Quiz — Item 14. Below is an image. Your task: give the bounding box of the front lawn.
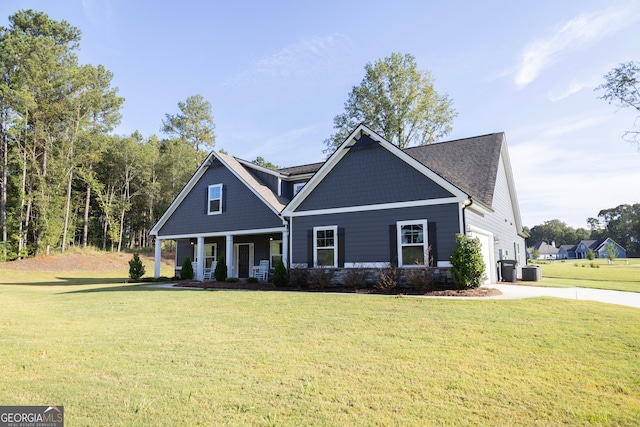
[534,258,640,292]
[0,281,639,426]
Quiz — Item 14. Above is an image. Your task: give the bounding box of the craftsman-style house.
[150,124,527,284]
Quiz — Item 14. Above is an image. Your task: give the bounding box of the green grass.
[1,278,639,426]
[533,258,640,292]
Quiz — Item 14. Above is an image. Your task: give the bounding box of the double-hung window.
[397,220,428,266]
[313,225,338,267]
[208,184,223,215]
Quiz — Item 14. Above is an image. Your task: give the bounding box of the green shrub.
[450,233,486,289]
[586,250,595,261]
[272,259,288,288]
[180,257,194,280]
[247,277,259,283]
[225,277,239,283]
[214,255,227,281]
[128,253,146,280]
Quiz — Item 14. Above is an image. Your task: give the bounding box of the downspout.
[461,198,472,235]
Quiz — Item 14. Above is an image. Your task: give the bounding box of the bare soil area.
[0,251,173,272]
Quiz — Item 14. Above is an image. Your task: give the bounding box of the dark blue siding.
[297,137,454,211]
[247,168,280,195]
[157,159,283,236]
[291,203,460,265]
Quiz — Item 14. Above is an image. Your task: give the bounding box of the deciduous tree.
[324,52,456,155]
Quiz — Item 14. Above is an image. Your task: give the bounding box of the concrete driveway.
[490,284,640,309]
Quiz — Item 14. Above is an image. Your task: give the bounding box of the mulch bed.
[173,280,502,297]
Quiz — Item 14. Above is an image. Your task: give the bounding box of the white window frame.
[193,243,217,269]
[293,182,306,195]
[207,184,223,215]
[270,240,283,269]
[313,225,338,268]
[397,219,428,267]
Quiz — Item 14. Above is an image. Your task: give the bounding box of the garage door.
[469,230,493,285]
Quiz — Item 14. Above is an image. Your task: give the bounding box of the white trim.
[282,124,468,216]
[293,182,306,195]
[288,197,463,217]
[397,219,429,267]
[344,262,388,268]
[467,225,496,284]
[151,151,216,235]
[207,183,223,215]
[269,239,283,269]
[156,226,287,241]
[437,261,452,267]
[235,157,282,177]
[313,225,338,268]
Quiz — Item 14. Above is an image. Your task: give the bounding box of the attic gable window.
[293,182,306,195]
[208,184,223,215]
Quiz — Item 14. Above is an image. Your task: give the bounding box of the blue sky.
[2,0,639,229]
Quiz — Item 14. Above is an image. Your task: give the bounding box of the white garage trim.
[468,225,496,284]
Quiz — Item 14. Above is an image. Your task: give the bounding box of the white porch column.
[226,234,234,278]
[154,238,162,278]
[282,228,289,268]
[196,236,205,281]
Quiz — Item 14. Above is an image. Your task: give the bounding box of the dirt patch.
[0,251,174,272]
[174,280,502,297]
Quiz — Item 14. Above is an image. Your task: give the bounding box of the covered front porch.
[153,227,288,281]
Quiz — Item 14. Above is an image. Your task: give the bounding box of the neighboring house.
[150,124,527,284]
[571,238,627,259]
[557,245,570,260]
[528,241,559,260]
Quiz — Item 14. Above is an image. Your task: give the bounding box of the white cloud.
[509,115,640,228]
[225,34,352,87]
[547,77,599,102]
[514,7,636,88]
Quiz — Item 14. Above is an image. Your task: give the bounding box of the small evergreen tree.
[272,259,288,288]
[450,233,486,289]
[586,250,596,261]
[128,253,146,280]
[181,257,194,280]
[214,255,227,281]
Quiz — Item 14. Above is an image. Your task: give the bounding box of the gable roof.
[150,150,287,236]
[216,152,288,212]
[404,133,503,208]
[282,124,469,214]
[275,130,510,211]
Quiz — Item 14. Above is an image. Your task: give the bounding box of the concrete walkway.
[146,283,640,309]
[490,284,640,309]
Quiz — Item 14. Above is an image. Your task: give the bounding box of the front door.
[234,243,253,278]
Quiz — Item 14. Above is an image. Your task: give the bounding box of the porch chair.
[204,261,217,281]
[255,260,269,281]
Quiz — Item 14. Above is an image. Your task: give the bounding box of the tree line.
[526,203,640,257]
[0,11,458,261]
[0,10,214,259]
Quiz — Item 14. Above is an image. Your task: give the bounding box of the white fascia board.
[150,150,217,236]
[467,200,494,215]
[235,157,283,177]
[283,124,467,216]
[215,154,284,217]
[155,226,287,241]
[284,125,371,214]
[287,197,464,217]
[499,136,525,236]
